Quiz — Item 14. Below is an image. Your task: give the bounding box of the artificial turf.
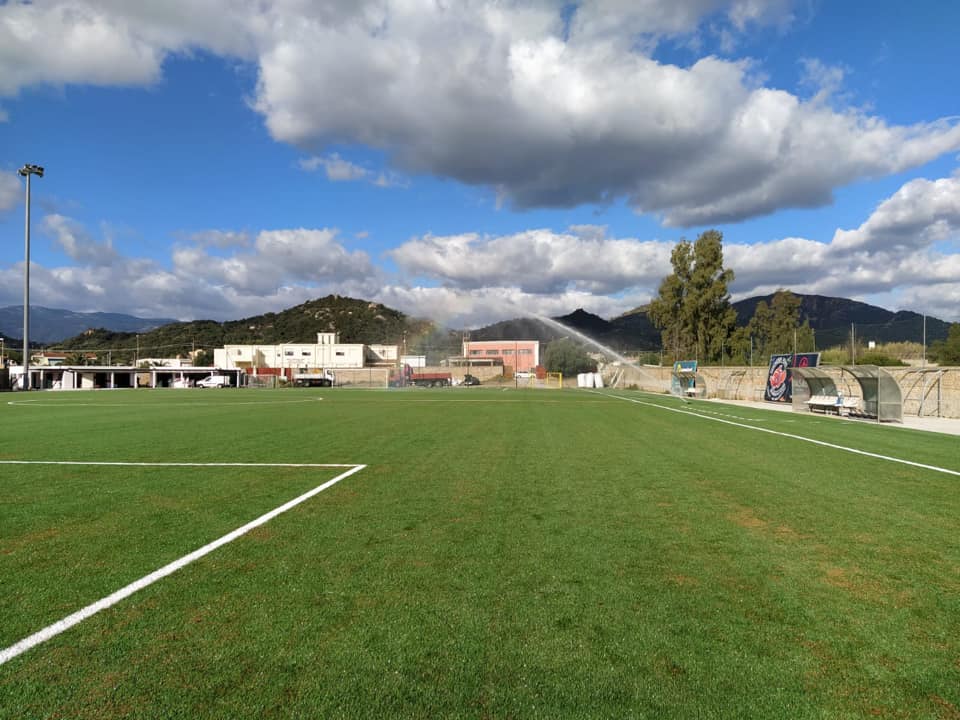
[1,388,958,718]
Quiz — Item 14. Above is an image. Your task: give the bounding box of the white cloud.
[172,227,376,296]
[0,171,20,211]
[43,213,118,266]
[247,3,960,225]
[4,2,959,226]
[0,0,259,95]
[390,227,670,295]
[388,170,960,322]
[4,175,960,328]
[0,216,380,321]
[299,153,368,182]
[831,173,960,253]
[374,284,639,330]
[299,153,407,187]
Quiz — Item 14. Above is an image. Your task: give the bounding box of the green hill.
[56,296,443,363]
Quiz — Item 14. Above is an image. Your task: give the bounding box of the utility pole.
[851,323,856,365]
[922,314,926,368]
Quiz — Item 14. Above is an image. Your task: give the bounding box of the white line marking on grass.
[7,398,325,407]
[0,462,366,667]
[592,391,960,478]
[0,460,358,468]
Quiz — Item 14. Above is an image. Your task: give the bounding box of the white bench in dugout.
[806,394,860,416]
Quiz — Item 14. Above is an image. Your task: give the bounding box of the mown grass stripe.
[0,463,366,667]
[596,391,960,477]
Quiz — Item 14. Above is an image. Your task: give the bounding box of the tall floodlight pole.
[18,164,44,391]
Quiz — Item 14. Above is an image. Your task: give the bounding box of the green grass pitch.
[1,388,958,719]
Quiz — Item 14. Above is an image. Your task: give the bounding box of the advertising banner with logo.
[764,353,820,403]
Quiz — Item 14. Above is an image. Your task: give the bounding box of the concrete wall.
[603,364,960,419]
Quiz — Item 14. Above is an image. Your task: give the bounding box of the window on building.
[336,351,345,356]
[502,349,514,355]
[470,350,483,356]
[285,351,294,356]
[301,351,310,356]
[486,350,500,355]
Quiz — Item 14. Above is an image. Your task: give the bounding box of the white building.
[213,332,388,373]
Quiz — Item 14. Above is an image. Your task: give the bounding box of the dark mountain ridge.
[472,294,951,351]
[22,293,953,362]
[0,306,175,344]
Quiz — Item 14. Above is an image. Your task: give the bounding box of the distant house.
[30,351,98,367]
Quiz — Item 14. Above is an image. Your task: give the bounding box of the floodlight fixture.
[18,164,44,178]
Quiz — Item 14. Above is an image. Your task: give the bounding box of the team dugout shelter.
[791,365,903,423]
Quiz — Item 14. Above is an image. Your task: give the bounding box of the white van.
[197,375,231,388]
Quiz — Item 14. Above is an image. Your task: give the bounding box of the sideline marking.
[0,462,367,667]
[7,398,325,407]
[592,391,960,478]
[0,460,356,468]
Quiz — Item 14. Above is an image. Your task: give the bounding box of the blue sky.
[1,0,959,327]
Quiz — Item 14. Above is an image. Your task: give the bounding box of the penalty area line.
[0,460,358,468]
[590,390,960,478]
[0,463,367,667]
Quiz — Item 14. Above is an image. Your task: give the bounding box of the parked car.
[462,374,481,386]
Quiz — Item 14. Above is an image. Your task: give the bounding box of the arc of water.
[530,314,668,392]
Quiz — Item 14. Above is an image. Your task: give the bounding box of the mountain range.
[1,295,951,357]
[473,295,950,351]
[0,306,175,344]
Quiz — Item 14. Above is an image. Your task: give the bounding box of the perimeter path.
[701,397,960,437]
[590,390,960,478]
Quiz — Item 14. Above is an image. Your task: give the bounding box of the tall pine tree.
[649,230,735,362]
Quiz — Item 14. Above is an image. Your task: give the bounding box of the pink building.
[462,340,540,374]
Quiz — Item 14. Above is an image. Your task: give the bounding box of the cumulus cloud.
[0,217,381,321]
[0,171,20,211]
[374,284,640,330]
[4,1,960,226]
[386,171,960,322]
[299,153,368,181]
[831,173,960,253]
[246,2,960,225]
[0,0,258,94]
[390,226,670,295]
[6,167,960,327]
[172,227,376,296]
[43,213,119,266]
[299,153,408,187]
